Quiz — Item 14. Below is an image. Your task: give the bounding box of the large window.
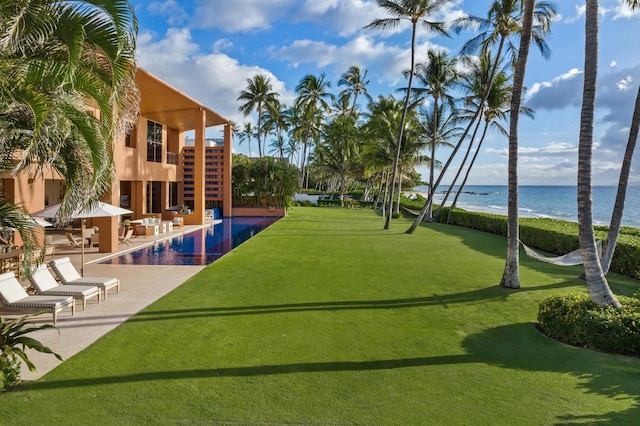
[147,121,163,162]
[146,181,162,213]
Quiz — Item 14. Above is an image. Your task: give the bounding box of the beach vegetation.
[538,292,640,355]
[365,0,450,230]
[232,155,298,207]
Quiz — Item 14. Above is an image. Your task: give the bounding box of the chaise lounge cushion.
[28,264,101,310]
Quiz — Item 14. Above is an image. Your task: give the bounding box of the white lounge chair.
[0,271,75,325]
[28,264,101,310]
[49,257,120,300]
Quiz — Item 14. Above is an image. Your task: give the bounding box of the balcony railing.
[167,152,178,165]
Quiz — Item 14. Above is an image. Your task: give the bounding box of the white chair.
[0,271,75,325]
[28,264,100,310]
[119,228,134,246]
[49,257,120,300]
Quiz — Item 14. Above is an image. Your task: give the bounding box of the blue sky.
[133,0,640,186]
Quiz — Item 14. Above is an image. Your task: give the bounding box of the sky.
[132,0,640,186]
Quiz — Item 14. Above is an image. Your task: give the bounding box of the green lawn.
[3,207,640,424]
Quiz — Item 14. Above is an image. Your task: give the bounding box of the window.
[147,121,163,162]
[169,182,178,207]
[146,181,162,213]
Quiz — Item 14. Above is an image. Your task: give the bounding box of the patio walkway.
[5,224,210,381]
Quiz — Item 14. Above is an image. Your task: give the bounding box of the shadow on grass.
[19,322,639,423]
[124,281,576,323]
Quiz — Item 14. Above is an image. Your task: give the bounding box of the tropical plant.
[409,50,459,220]
[1,313,62,391]
[577,0,620,307]
[237,74,280,157]
[293,75,332,187]
[406,0,557,234]
[0,0,139,269]
[365,0,450,229]
[338,65,373,115]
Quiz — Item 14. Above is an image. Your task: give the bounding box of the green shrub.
[1,313,62,392]
[538,293,640,355]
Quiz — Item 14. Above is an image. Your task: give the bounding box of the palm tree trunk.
[385,21,417,230]
[434,110,484,221]
[500,0,536,289]
[447,120,490,224]
[602,84,640,273]
[578,0,621,307]
[427,97,439,221]
[257,102,263,157]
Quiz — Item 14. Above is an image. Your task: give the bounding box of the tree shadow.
[124,281,576,323]
[17,322,639,424]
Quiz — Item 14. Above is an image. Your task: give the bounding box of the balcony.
[167,152,179,165]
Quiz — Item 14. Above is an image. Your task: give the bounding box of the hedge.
[398,197,640,280]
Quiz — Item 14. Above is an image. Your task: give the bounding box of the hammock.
[520,240,602,267]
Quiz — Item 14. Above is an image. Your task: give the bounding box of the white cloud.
[136,28,295,126]
[612,2,640,19]
[147,0,189,26]
[212,39,233,54]
[191,0,294,32]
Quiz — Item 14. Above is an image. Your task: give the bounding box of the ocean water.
[413,185,640,228]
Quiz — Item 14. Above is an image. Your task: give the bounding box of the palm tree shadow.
[17,321,639,424]
[123,280,577,323]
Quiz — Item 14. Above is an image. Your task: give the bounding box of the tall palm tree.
[294,73,334,187]
[236,122,255,157]
[406,0,557,234]
[0,0,138,271]
[237,74,280,157]
[445,65,525,224]
[499,0,537,289]
[410,50,458,220]
[601,0,640,274]
[365,0,450,229]
[338,65,373,115]
[577,0,621,307]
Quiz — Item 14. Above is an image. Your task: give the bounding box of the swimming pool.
[99,217,279,266]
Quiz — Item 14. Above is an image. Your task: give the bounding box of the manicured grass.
[3,207,640,424]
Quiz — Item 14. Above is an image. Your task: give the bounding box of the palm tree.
[410,50,458,220]
[235,122,255,157]
[499,0,536,289]
[447,64,533,223]
[237,74,280,157]
[365,0,450,229]
[577,0,621,307]
[294,73,334,187]
[601,0,640,274]
[406,0,557,234]
[0,0,138,270]
[338,66,373,115]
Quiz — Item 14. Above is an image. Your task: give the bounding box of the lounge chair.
[28,264,101,310]
[49,257,120,300]
[66,232,84,248]
[0,271,75,325]
[119,228,134,246]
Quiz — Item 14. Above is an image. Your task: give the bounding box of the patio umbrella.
[33,202,132,275]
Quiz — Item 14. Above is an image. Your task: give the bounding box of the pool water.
[99,217,279,266]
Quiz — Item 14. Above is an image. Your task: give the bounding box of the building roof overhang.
[135,67,229,130]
